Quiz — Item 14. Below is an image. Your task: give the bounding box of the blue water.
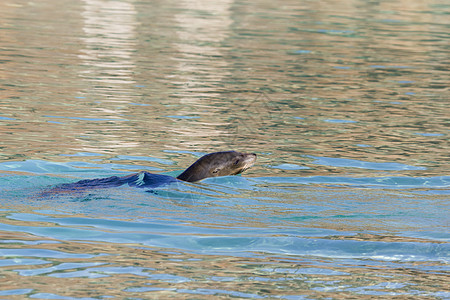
[1,155,448,299]
[1,0,449,298]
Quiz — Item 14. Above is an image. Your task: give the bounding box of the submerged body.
[49,151,257,192]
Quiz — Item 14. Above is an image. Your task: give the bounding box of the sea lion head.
[176,151,257,182]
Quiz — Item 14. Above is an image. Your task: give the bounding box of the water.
[1,0,449,298]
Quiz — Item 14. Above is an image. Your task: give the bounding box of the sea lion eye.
[234,159,240,165]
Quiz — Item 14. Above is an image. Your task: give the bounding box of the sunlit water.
[1,0,449,299]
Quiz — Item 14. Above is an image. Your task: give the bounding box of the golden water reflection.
[0,1,448,299]
[0,230,447,299]
[79,0,138,88]
[0,0,447,176]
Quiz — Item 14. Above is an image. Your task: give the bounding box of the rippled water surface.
[1,0,449,299]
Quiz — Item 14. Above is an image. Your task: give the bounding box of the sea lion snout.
[239,152,257,171]
[217,151,257,176]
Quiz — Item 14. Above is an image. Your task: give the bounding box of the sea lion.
[48,151,257,192]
